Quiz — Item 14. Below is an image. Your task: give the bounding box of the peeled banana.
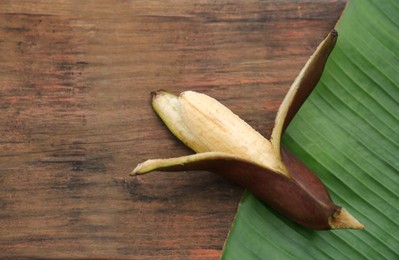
[132,30,364,230]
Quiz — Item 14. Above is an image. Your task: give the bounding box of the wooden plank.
[0,1,346,258]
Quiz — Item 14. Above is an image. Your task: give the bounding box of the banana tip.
[329,207,364,230]
[131,163,143,176]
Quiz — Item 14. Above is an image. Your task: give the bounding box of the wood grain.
[0,1,345,258]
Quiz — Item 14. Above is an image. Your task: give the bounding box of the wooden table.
[0,1,345,258]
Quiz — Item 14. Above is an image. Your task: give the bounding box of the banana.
[132,30,364,230]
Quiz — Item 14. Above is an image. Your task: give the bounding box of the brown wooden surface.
[0,1,345,259]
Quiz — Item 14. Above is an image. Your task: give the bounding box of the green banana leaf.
[222,0,399,259]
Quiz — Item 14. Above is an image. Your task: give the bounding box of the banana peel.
[132,30,364,230]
